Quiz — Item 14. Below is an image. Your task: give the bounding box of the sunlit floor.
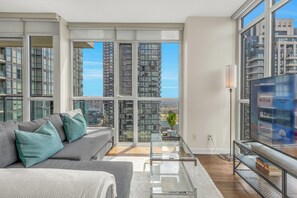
[107,146,150,156]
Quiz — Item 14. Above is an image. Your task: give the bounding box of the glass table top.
[150,133,197,164]
[150,161,197,197]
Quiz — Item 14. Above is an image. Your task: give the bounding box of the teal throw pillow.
[15,121,64,168]
[63,113,87,143]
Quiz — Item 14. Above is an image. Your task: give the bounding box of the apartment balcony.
[247,56,264,62]
[247,73,264,81]
[246,64,264,69]
[247,70,264,75]
[285,69,297,74]
[286,63,297,67]
[286,54,297,60]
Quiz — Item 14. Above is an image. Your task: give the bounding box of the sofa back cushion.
[18,114,66,142]
[0,121,19,168]
[15,121,64,167]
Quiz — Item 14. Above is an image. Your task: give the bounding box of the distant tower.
[30,47,54,119]
[0,47,23,121]
[103,42,114,127]
[73,48,83,97]
[273,19,297,75]
[137,43,162,142]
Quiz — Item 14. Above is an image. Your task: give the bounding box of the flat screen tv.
[250,74,297,158]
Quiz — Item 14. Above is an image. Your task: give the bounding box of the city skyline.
[82,42,179,98]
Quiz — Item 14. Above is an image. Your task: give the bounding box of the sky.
[82,42,179,98]
[82,42,104,96]
[243,0,297,28]
[275,0,297,27]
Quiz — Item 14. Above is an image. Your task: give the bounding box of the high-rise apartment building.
[103,42,114,128]
[0,47,23,122]
[30,47,54,120]
[273,19,297,75]
[118,43,133,141]
[117,43,162,142]
[138,43,161,142]
[73,48,83,97]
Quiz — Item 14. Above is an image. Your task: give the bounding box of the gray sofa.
[0,110,133,198]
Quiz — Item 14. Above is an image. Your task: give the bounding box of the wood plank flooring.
[107,146,150,157]
[107,146,260,198]
[196,155,260,198]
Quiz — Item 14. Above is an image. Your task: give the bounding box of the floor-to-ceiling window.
[237,0,297,140]
[71,29,181,144]
[72,42,115,128]
[30,36,54,120]
[137,43,179,142]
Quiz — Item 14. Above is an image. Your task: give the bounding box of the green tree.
[167,111,177,130]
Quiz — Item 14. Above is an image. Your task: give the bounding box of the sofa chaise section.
[51,128,114,161]
[7,159,133,198]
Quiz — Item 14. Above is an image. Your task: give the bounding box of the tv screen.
[250,74,297,158]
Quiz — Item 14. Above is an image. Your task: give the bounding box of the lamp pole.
[229,88,232,160]
[219,64,236,161]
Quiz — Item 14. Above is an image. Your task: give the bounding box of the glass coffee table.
[150,133,197,197]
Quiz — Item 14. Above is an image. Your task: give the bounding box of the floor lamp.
[220,65,237,161]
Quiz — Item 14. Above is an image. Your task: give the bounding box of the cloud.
[163,86,178,89]
[163,72,178,80]
[83,69,103,80]
[83,61,103,67]
[163,76,178,80]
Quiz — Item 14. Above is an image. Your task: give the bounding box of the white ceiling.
[0,0,246,23]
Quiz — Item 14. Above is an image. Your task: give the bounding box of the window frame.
[70,38,182,145]
[27,35,55,120]
[236,0,291,140]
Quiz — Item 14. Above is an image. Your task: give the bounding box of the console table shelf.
[233,140,297,198]
[235,169,282,198]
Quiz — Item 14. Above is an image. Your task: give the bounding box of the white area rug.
[103,156,223,198]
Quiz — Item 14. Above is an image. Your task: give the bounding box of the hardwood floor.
[107,146,150,156]
[107,146,260,198]
[197,154,260,198]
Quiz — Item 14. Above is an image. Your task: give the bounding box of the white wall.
[183,16,236,154]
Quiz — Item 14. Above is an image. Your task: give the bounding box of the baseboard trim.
[190,148,230,155]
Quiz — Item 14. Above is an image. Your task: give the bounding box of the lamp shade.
[225,65,237,89]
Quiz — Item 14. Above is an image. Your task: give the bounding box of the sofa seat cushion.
[50,128,114,161]
[18,114,66,142]
[7,159,133,198]
[0,121,19,168]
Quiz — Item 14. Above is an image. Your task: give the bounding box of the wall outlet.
[208,135,212,141]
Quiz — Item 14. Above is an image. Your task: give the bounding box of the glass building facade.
[0,47,23,122]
